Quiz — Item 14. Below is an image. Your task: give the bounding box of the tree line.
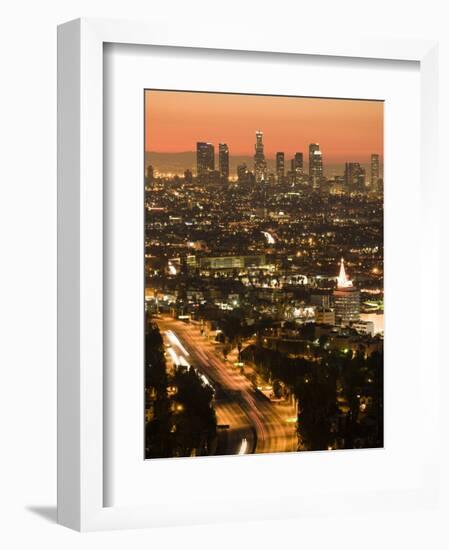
[243,343,383,451]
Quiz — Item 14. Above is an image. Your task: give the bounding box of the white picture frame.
[57,17,441,531]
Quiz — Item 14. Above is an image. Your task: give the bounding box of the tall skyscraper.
[344,162,366,189]
[333,258,360,326]
[276,152,285,183]
[370,154,380,189]
[292,152,304,183]
[197,142,215,182]
[309,143,323,188]
[218,143,229,182]
[254,131,267,183]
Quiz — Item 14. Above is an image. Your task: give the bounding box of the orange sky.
[145,90,383,163]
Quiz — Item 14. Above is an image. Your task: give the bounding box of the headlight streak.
[238,438,248,455]
[165,330,190,356]
[166,347,180,366]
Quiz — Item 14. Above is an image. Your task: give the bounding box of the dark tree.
[172,366,217,457]
[145,321,172,458]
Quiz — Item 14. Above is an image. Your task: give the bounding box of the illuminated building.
[208,170,221,185]
[219,143,229,182]
[286,169,295,185]
[186,255,197,268]
[199,255,266,270]
[344,162,366,190]
[254,131,267,182]
[237,163,252,185]
[360,313,384,335]
[276,152,285,183]
[290,306,315,323]
[196,142,215,182]
[370,153,380,189]
[333,258,360,325]
[309,143,323,188]
[184,169,193,183]
[328,334,382,357]
[352,320,375,337]
[315,307,336,325]
[292,152,303,183]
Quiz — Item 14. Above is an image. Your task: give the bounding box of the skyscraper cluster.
[196,141,230,184]
[194,132,380,192]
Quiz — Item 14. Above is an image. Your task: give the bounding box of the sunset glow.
[145,90,383,164]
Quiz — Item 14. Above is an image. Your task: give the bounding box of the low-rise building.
[351,319,375,337]
[315,307,336,325]
[199,254,266,270]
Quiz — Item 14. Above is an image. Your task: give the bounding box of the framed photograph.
[58,18,441,531]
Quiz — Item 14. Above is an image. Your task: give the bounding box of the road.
[156,315,297,456]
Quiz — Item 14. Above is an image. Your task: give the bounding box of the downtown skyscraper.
[196,142,215,183]
[292,152,304,183]
[276,152,285,183]
[344,162,366,190]
[219,143,229,182]
[254,131,267,183]
[309,143,323,188]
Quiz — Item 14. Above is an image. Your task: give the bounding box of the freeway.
[156,316,297,456]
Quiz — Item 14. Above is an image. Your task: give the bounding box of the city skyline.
[145,90,383,166]
[145,149,381,179]
[148,130,381,189]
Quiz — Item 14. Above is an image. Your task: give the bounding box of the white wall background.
[0,1,447,548]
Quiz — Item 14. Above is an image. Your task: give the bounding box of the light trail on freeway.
[157,315,297,456]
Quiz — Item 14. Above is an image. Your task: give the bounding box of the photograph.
[144,90,384,459]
